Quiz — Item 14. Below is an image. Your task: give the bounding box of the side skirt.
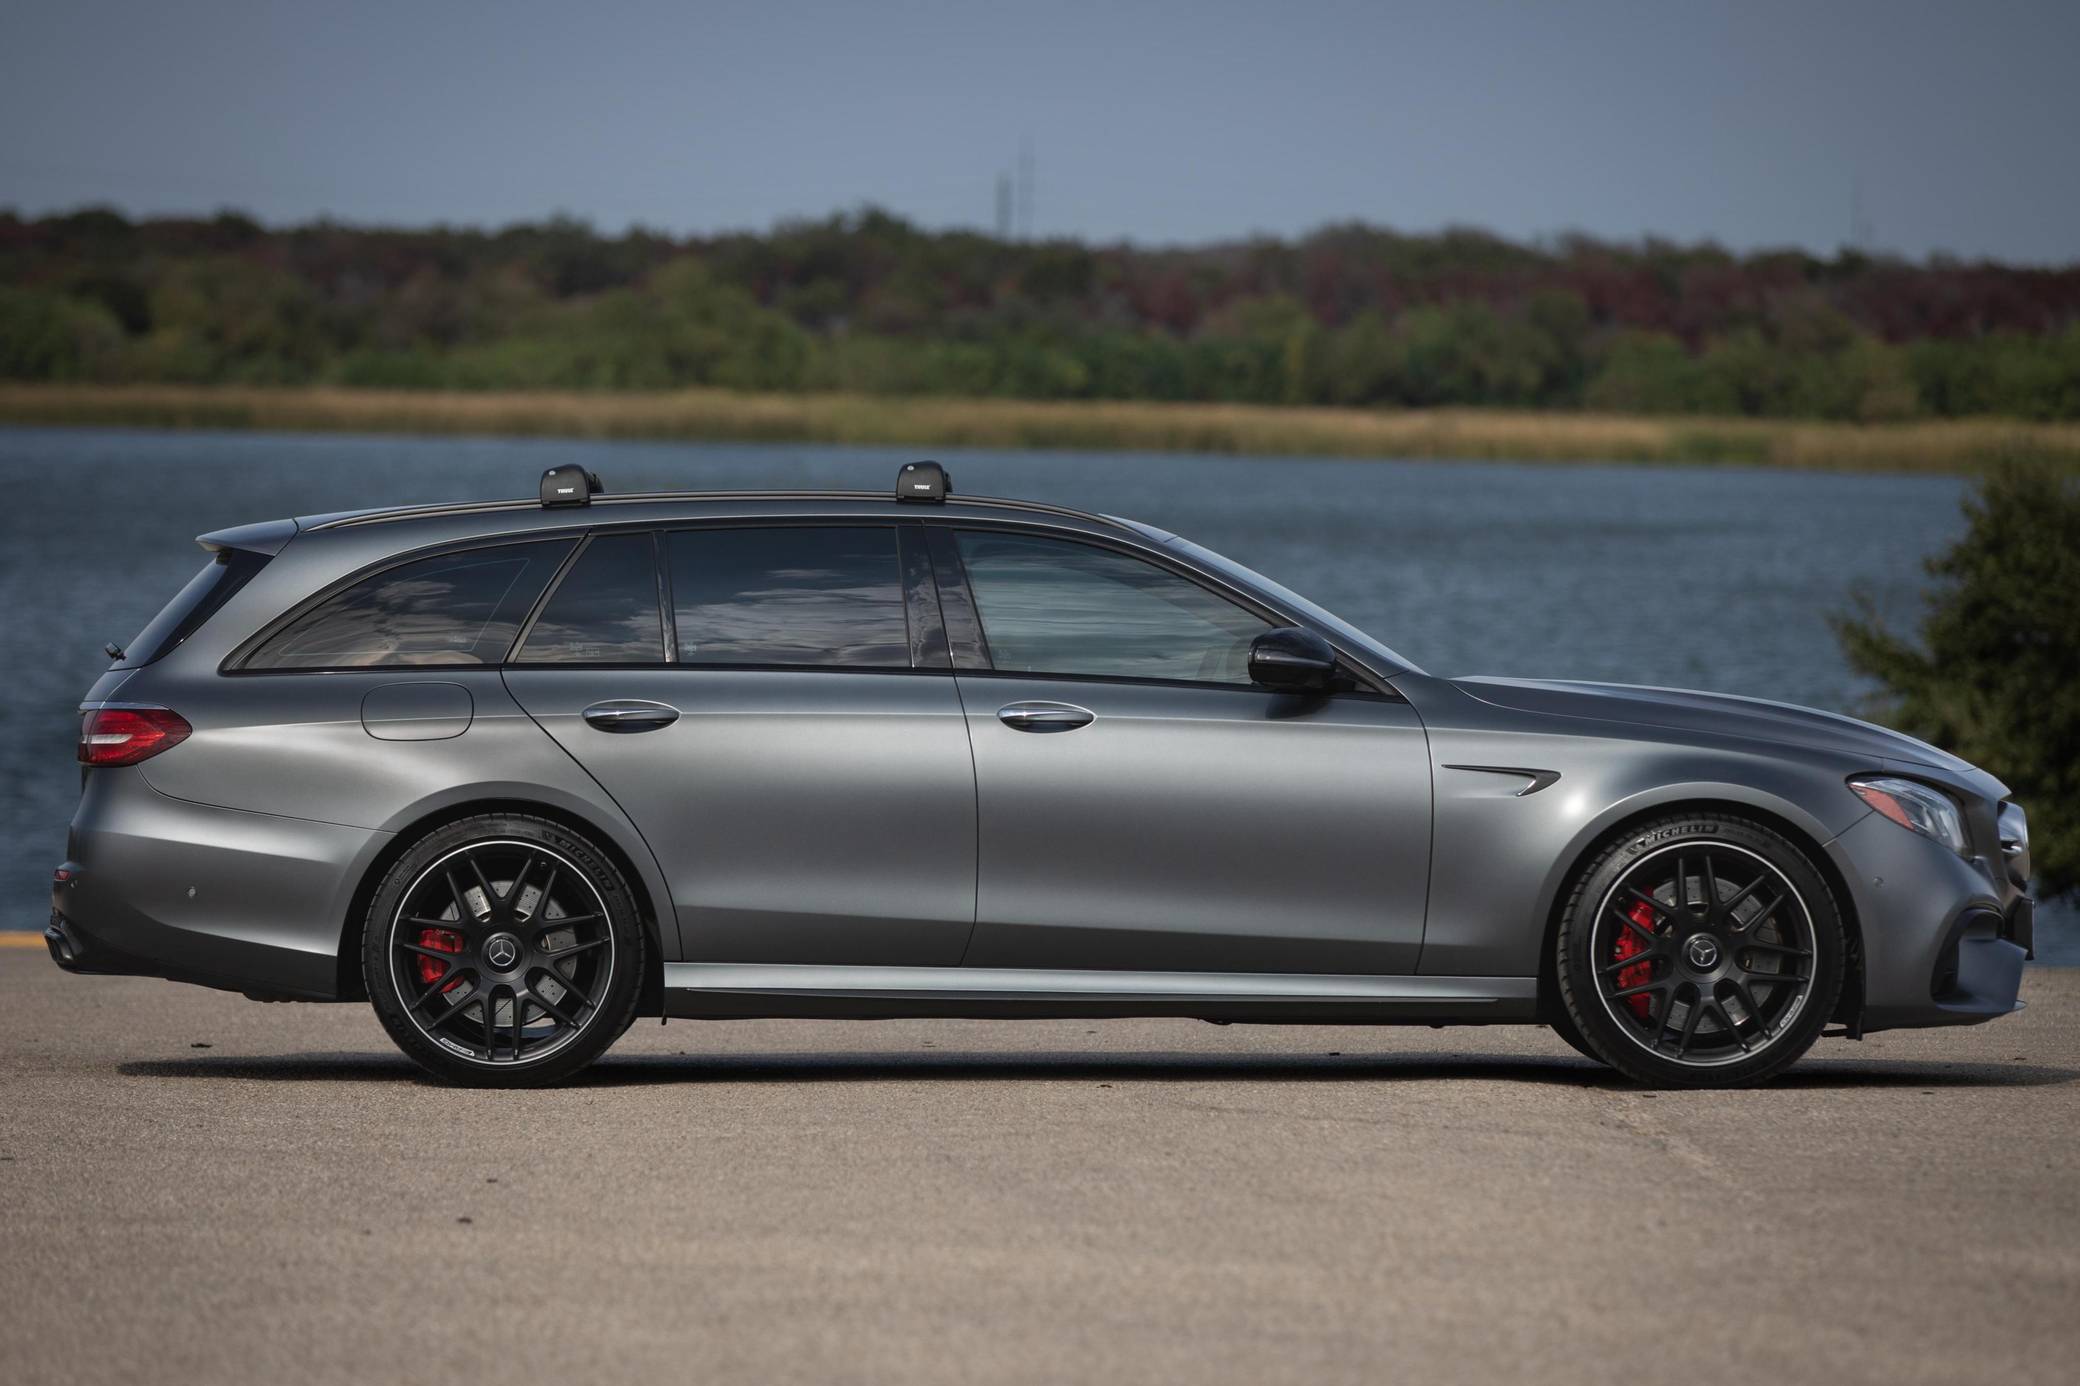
[661,963,1540,1023]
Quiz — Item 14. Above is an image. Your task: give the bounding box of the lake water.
[2,426,2069,960]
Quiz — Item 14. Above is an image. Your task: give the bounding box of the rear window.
[117,549,271,669]
[667,526,908,667]
[243,540,574,670]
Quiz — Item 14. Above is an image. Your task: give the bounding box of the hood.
[1451,676,2003,794]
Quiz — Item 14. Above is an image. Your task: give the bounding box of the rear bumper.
[1828,812,2030,1033]
[48,769,388,1000]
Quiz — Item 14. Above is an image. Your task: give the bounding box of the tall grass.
[3,383,2077,474]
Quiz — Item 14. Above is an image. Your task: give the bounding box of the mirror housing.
[1248,626,1340,693]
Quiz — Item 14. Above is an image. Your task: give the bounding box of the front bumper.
[1828,811,2030,1033]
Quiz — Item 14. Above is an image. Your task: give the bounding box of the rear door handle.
[997,701,1095,733]
[581,699,680,733]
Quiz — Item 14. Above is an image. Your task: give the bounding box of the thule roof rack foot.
[541,465,604,508]
[897,461,949,503]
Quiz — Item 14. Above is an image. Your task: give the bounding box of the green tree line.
[4,206,2079,420]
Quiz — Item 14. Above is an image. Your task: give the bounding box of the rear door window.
[667,526,909,667]
[244,540,574,669]
[516,533,665,664]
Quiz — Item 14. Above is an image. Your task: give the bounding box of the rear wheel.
[1555,813,1844,1088]
[363,814,645,1087]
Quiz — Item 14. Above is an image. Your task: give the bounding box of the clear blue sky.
[3,0,2075,262]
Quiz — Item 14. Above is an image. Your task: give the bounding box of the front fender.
[1404,672,1869,978]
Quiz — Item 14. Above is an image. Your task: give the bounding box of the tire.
[363,814,646,1087]
[1555,812,1844,1089]
[1548,1007,1607,1066]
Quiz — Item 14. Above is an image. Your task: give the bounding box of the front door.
[937,527,1431,975]
[504,523,977,966]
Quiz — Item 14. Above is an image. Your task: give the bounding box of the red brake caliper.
[416,927,466,992]
[1612,901,1657,1021]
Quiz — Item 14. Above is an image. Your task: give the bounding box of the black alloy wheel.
[1556,814,1845,1087]
[365,815,644,1086]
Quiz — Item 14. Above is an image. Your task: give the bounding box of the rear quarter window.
[241,539,574,670]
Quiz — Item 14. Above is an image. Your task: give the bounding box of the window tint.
[956,531,1270,683]
[518,533,663,664]
[246,540,573,669]
[117,548,270,668]
[668,526,908,667]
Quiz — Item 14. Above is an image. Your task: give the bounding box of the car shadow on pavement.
[119,1050,2080,1089]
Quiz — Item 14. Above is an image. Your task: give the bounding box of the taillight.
[78,706,191,767]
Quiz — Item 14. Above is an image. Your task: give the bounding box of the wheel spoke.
[507,854,534,911]
[1600,950,1664,976]
[1718,874,1768,918]
[1670,856,1684,911]
[444,869,475,923]
[465,853,500,921]
[1711,998,1750,1053]
[527,866,560,923]
[543,937,609,961]
[527,984,581,1030]
[1741,941,1810,958]
[548,969,596,1010]
[1735,892,1783,934]
[397,940,461,963]
[424,986,477,1030]
[1623,887,1679,920]
[1609,978,1667,1002]
[1674,993,1705,1056]
[1730,981,1774,1039]
[1644,984,1674,1041]
[1612,906,1662,946]
[482,990,499,1057]
[1701,854,1719,916]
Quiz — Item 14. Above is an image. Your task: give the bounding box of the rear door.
[503,521,978,966]
[934,526,1431,976]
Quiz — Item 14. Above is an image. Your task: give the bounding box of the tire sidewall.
[362,814,645,1086]
[1557,815,1845,1087]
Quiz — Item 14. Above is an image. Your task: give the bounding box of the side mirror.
[1248,626,1340,693]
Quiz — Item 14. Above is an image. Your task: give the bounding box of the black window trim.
[924,518,1397,699]
[218,513,1398,693]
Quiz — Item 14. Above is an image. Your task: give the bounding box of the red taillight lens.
[78,706,191,767]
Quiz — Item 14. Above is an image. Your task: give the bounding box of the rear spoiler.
[196,517,299,557]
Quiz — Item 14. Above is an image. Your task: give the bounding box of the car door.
[503,522,977,967]
[932,525,1431,976]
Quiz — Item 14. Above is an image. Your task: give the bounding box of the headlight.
[1849,775,1968,856]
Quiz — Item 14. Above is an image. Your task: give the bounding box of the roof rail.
[306,488,1120,533]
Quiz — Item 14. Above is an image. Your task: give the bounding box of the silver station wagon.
[49,462,2034,1086]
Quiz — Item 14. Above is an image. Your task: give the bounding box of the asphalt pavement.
[2,945,2075,1385]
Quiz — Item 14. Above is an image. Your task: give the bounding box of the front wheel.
[1554,814,1845,1088]
[363,814,646,1087]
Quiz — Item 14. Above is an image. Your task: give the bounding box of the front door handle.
[997,701,1095,733]
[581,699,680,733]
